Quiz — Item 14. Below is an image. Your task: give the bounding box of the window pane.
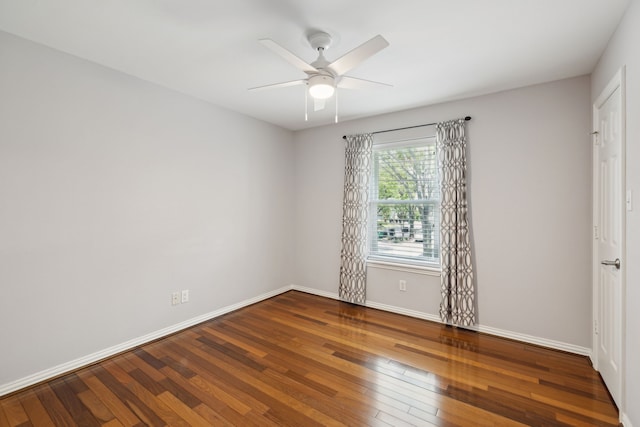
[374,145,438,202]
[369,141,439,265]
[371,202,439,261]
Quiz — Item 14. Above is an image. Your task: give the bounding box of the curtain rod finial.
[465,116,471,121]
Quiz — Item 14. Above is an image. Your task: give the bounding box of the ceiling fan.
[249,31,391,118]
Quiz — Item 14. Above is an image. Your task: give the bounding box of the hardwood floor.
[0,291,619,426]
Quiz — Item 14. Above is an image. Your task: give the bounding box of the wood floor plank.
[0,403,11,427]
[157,355,196,379]
[155,391,210,426]
[32,385,75,427]
[201,324,269,358]
[119,353,165,387]
[100,419,125,427]
[160,368,252,425]
[185,374,253,417]
[190,403,236,427]
[75,389,115,424]
[156,340,270,415]
[1,291,620,426]
[124,380,189,427]
[436,406,528,427]
[0,398,28,426]
[258,367,371,426]
[90,365,165,426]
[531,392,619,424]
[77,372,142,427]
[18,391,55,427]
[178,336,345,426]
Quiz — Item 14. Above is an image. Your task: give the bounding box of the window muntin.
[369,138,439,266]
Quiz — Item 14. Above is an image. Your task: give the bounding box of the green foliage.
[374,145,437,215]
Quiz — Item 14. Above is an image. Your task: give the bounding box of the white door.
[593,69,625,410]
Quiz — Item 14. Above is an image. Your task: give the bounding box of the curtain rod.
[342,116,471,140]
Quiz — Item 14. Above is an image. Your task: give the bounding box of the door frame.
[591,66,626,414]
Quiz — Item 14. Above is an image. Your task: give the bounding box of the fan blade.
[313,98,326,111]
[259,39,318,74]
[249,79,306,91]
[338,76,392,90]
[328,35,389,76]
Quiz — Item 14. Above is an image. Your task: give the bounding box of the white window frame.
[367,136,440,269]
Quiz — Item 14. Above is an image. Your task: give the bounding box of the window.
[368,137,439,267]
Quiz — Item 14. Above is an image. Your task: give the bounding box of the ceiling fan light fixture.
[308,75,335,99]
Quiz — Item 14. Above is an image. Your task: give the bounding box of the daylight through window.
[369,137,439,266]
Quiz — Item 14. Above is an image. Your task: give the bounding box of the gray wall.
[0,31,294,387]
[592,1,640,424]
[294,75,592,349]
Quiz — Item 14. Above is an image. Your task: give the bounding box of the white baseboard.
[365,300,443,323]
[290,286,592,357]
[1,284,593,397]
[0,286,291,397]
[471,324,591,357]
[622,413,632,427]
[290,285,339,301]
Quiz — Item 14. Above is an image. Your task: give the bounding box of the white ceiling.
[0,0,630,131]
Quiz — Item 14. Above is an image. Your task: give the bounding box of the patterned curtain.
[437,119,476,326]
[339,134,373,305]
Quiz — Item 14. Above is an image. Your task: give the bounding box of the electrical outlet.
[181,289,189,303]
[399,280,407,291]
[171,292,180,306]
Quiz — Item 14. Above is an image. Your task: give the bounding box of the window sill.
[366,259,441,276]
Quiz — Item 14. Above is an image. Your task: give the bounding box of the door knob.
[601,258,621,269]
